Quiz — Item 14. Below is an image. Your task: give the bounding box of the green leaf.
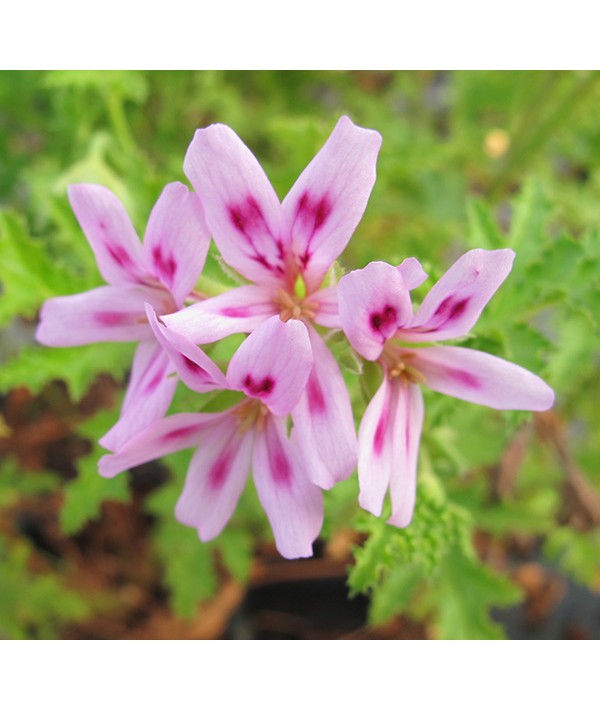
[466,198,506,250]
[508,179,551,264]
[504,323,551,374]
[433,549,523,640]
[53,134,136,214]
[0,536,91,639]
[60,411,130,535]
[146,469,219,619]
[543,527,600,587]
[349,479,474,599]
[546,310,599,394]
[216,529,254,584]
[60,450,130,536]
[0,459,59,509]
[0,342,134,400]
[348,517,398,596]
[60,410,131,535]
[44,70,149,103]
[466,492,559,536]
[369,563,424,625]
[0,211,88,327]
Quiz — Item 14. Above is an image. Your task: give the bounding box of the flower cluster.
[36,116,555,559]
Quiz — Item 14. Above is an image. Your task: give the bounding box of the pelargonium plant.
[36,116,554,559]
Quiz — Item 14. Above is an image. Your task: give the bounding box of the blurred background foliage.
[1,70,599,639]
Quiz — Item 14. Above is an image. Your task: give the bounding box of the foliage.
[60,409,131,535]
[0,537,91,639]
[1,71,600,638]
[145,450,256,618]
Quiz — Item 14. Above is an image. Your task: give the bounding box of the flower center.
[380,343,426,386]
[274,288,318,323]
[388,359,427,385]
[234,397,269,433]
[134,286,178,324]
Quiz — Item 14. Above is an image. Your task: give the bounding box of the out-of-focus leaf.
[146,473,219,619]
[369,563,423,625]
[44,70,148,103]
[216,529,254,584]
[0,211,89,326]
[0,537,91,640]
[543,527,600,588]
[349,479,473,597]
[0,342,133,401]
[466,198,506,250]
[433,548,523,640]
[60,409,131,535]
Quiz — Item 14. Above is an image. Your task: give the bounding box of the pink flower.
[338,249,555,528]
[36,182,214,450]
[163,116,382,489]
[99,315,323,559]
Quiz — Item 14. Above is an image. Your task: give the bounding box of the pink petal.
[99,342,177,451]
[387,383,424,529]
[338,261,413,361]
[282,116,382,292]
[402,249,515,342]
[227,316,313,416]
[98,412,225,478]
[397,257,428,290]
[183,124,286,285]
[311,286,341,329]
[358,377,424,526]
[412,345,555,410]
[253,415,323,559]
[292,328,357,489]
[145,304,227,393]
[35,285,169,346]
[142,182,211,307]
[67,184,147,286]
[175,416,254,542]
[162,285,278,344]
[357,376,394,516]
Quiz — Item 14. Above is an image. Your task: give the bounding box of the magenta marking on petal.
[221,306,250,318]
[297,192,310,216]
[446,367,480,389]
[314,197,332,230]
[373,408,388,456]
[228,197,262,235]
[152,245,177,282]
[208,451,231,490]
[369,305,397,336]
[307,376,326,415]
[434,296,470,323]
[299,250,312,269]
[162,424,201,441]
[227,197,282,275]
[95,311,133,327]
[251,253,278,273]
[182,356,205,374]
[294,191,333,267]
[272,451,292,486]
[144,370,164,394]
[296,191,332,231]
[275,238,285,260]
[243,374,275,397]
[105,242,134,269]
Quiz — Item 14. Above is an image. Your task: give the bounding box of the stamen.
[273,288,317,323]
[385,350,427,386]
[234,398,270,433]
